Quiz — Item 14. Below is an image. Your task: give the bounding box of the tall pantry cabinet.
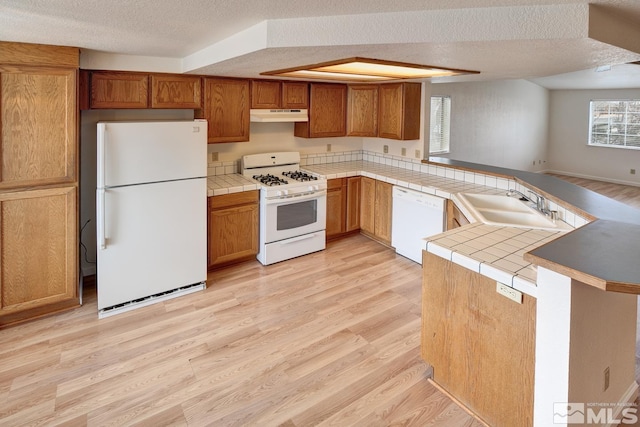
[0,42,79,326]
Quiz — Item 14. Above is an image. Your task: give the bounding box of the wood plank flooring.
[0,235,484,426]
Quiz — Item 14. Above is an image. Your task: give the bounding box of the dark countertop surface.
[429,157,640,293]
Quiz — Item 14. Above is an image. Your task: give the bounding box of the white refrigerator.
[96,120,208,317]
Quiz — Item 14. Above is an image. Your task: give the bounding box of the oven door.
[264,189,327,243]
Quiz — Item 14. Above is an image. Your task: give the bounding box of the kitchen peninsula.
[423,157,640,427]
[208,151,640,427]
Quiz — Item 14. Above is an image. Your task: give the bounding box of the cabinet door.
[347,85,378,136]
[90,71,149,109]
[0,66,77,189]
[359,176,376,235]
[282,82,309,109]
[208,191,259,268]
[201,78,250,143]
[0,186,78,326]
[446,199,470,231]
[209,204,259,266]
[374,180,393,245]
[295,83,346,138]
[378,82,421,140]
[251,80,281,109]
[326,179,346,239]
[150,74,202,109]
[346,176,361,232]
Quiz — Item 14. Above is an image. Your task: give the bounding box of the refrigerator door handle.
[97,123,106,189]
[97,188,106,249]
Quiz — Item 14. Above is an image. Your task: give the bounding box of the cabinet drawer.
[210,190,259,209]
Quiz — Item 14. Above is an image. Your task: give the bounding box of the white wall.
[547,88,640,186]
[431,79,550,172]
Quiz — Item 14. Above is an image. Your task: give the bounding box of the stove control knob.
[281,189,289,196]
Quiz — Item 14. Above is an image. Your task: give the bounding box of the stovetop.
[252,171,319,186]
[241,152,327,197]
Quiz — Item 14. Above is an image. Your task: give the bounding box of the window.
[589,100,640,149]
[430,96,451,154]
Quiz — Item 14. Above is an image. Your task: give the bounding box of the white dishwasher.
[391,186,446,264]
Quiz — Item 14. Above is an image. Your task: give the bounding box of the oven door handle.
[265,189,327,204]
[281,233,320,244]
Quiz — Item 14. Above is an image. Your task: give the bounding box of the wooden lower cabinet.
[345,177,361,232]
[360,177,392,245]
[326,179,347,239]
[208,191,259,268]
[0,186,79,326]
[422,252,535,427]
[446,199,470,230]
[326,177,361,241]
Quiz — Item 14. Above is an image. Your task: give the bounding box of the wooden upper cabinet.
[251,80,309,109]
[0,66,77,189]
[295,83,346,138]
[90,71,149,109]
[200,77,250,144]
[282,82,309,109]
[251,80,281,109]
[378,82,421,140]
[150,74,202,109]
[347,85,378,137]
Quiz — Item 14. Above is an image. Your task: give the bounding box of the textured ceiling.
[2,0,640,88]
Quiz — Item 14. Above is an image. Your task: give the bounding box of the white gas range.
[241,152,327,265]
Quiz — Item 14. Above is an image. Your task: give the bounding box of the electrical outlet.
[604,366,610,391]
[211,152,219,162]
[401,148,406,156]
[327,144,332,152]
[383,145,389,154]
[415,149,421,159]
[496,282,523,304]
[631,169,636,175]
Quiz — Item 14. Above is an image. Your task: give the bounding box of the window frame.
[588,99,640,150]
[429,95,451,155]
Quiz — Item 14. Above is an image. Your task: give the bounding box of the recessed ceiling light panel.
[262,57,479,82]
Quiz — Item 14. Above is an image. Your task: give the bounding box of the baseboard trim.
[545,169,640,188]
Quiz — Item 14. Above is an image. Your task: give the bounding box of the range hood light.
[250,109,309,123]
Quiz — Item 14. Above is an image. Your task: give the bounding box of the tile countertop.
[207,160,582,298]
[303,161,581,299]
[430,157,640,294]
[207,174,258,197]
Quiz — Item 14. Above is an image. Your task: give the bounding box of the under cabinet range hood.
[250,109,308,122]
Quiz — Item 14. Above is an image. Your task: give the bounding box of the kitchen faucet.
[506,188,554,217]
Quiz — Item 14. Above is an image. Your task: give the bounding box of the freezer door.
[97,120,207,188]
[97,178,207,310]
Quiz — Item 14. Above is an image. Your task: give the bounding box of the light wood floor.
[546,173,640,209]
[3,174,638,426]
[0,235,484,426]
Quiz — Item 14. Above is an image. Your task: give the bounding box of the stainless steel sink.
[455,193,573,232]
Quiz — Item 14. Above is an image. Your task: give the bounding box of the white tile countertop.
[424,224,567,298]
[302,160,509,199]
[207,174,258,196]
[207,159,585,298]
